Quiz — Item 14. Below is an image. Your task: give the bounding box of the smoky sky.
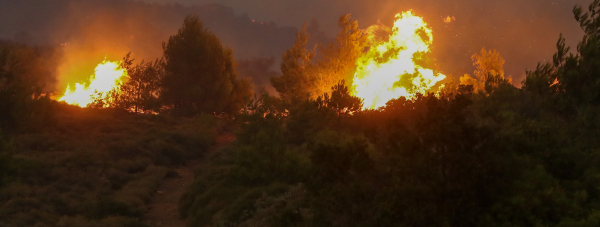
[149,0,590,82]
[0,0,592,92]
[0,0,314,92]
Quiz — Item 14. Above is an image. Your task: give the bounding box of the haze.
[0,0,590,91]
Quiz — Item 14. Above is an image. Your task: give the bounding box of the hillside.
[0,105,218,226]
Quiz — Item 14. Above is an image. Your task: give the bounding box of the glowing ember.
[352,11,446,109]
[59,60,128,107]
[444,16,456,23]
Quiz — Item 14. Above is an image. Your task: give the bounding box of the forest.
[3,1,600,227]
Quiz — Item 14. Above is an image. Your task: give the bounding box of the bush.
[0,105,217,226]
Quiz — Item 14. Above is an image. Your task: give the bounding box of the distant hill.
[0,0,334,93]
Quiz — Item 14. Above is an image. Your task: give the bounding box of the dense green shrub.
[0,104,217,227]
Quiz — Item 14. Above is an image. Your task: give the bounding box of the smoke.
[0,0,325,93]
[0,0,590,92]
[150,0,588,84]
[237,57,279,94]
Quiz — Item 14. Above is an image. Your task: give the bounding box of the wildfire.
[59,60,128,107]
[352,11,446,109]
[444,16,456,23]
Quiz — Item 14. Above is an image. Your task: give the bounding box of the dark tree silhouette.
[90,53,163,113]
[272,15,368,104]
[117,54,163,113]
[271,24,317,102]
[317,80,363,116]
[0,41,55,132]
[524,0,600,106]
[161,16,253,116]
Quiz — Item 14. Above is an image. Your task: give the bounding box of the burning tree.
[90,53,163,113]
[272,14,369,104]
[58,16,254,116]
[460,48,510,92]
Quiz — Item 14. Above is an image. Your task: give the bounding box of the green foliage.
[0,105,217,227]
[95,53,163,113]
[162,16,253,116]
[241,88,288,119]
[316,80,363,117]
[179,117,309,226]
[8,3,600,227]
[84,15,257,116]
[315,14,368,94]
[0,41,58,133]
[271,24,318,102]
[181,3,600,222]
[272,15,368,104]
[0,150,17,187]
[524,0,600,107]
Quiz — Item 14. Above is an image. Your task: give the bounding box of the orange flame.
[59,60,128,107]
[352,11,446,109]
[443,16,456,23]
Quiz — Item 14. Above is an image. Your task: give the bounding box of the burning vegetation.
[59,60,128,108]
[269,11,449,111]
[56,11,449,113]
[6,1,600,227]
[352,11,446,109]
[55,16,251,116]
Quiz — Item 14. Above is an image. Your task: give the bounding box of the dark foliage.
[317,80,363,117]
[161,16,253,116]
[7,2,600,227]
[179,2,600,226]
[0,104,217,226]
[271,24,317,102]
[0,41,58,133]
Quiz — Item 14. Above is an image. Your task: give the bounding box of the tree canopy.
[161,16,253,116]
[8,3,600,227]
[0,41,56,132]
[316,14,368,95]
[271,24,317,102]
[272,15,368,104]
[460,48,510,91]
[92,53,163,113]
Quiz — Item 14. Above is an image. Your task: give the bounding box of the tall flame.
[352,11,446,109]
[59,60,128,107]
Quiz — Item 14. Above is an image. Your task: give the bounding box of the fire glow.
[59,60,128,107]
[352,11,446,110]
